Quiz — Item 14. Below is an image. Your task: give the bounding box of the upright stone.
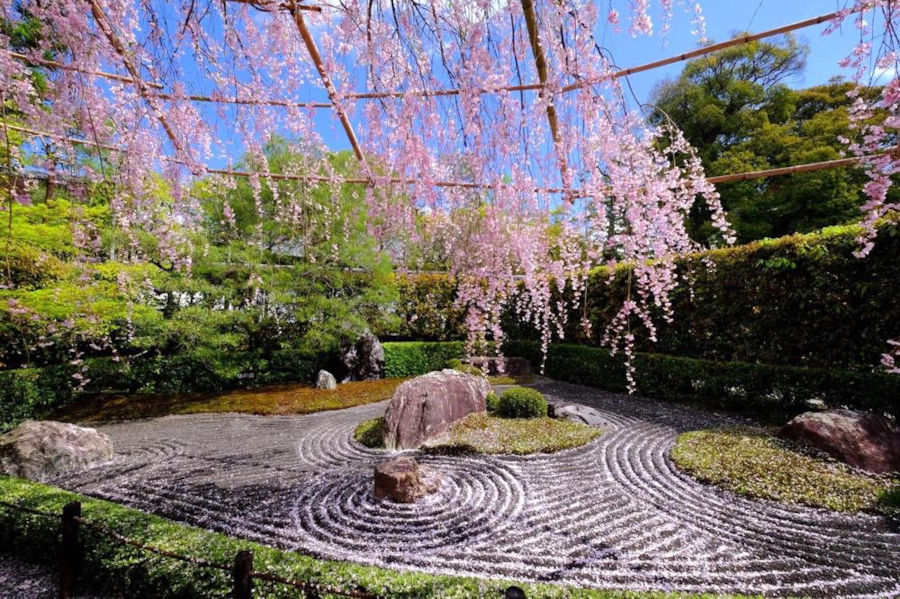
[314,370,337,390]
[0,420,114,482]
[383,369,489,450]
[339,332,385,382]
[778,409,900,473]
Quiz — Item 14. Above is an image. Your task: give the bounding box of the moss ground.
[355,413,600,455]
[671,427,898,514]
[52,378,405,424]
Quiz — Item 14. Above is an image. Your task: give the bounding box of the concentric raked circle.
[292,455,525,553]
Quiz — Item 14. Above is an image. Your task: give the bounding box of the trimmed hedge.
[536,343,900,420]
[382,341,465,377]
[0,476,728,598]
[396,221,900,372]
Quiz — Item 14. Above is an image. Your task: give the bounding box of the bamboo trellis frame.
[3,2,888,193]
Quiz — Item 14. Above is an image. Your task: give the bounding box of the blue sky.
[599,0,860,104]
[304,0,862,155]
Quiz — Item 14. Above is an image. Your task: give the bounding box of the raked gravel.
[51,380,900,597]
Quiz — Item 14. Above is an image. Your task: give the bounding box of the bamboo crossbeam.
[6,123,893,195]
[225,0,321,12]
[7,51,332,109]
[562,8,859,93]
[1,123,569,193]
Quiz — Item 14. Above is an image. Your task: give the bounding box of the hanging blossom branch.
[826,1,899,373]
[4,0,892,385]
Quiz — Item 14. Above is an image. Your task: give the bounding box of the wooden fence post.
[59,501,82,599]
[233,549,253,599]
[505,586,526,599]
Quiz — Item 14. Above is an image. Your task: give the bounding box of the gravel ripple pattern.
[52,381,900,597]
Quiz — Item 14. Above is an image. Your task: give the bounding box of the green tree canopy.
[651,34,896,243]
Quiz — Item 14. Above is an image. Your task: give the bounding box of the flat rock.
[778,409,900,473]
[314,370,337,390]
[383,369,489,450]
[0,420,114,482]
[373,456,440,503]
[548,401,611,427]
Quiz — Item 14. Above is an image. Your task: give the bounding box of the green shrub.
[382,341,464,377]
[485,391,500,413]
[405,221,900,373]
[497,387,547,418]
[0,365,74,432]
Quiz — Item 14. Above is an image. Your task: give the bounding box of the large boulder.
[778,409,900,473]
[373,456,440,503]
[339,332,385,382]
[314,370,337,390]
[383,369,490,450]
[0,420,114,482]
[463,356,532,376]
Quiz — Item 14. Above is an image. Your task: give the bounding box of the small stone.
[778,409,900,473]
[0,420,114,482]
[314,370,337,390]
[373,456,439,503]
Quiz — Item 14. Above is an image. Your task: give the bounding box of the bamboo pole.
[520,0,569,190]
[286,0,369,172]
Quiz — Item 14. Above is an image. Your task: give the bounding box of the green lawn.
[51,378,406,424]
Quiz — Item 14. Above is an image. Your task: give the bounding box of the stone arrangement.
[382,369,489,450]
[778,409,900,473]
[0,420,114,482]
[338,332,385,382]
[48,383,900,597]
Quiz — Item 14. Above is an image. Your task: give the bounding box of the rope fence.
[0,498,529,599]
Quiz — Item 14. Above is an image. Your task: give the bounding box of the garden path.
[53,381,900,597]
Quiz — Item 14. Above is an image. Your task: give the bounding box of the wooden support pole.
[232,550,253,599]
[287,0,369,173]
[519,0,569,189]
[59,501,82,599]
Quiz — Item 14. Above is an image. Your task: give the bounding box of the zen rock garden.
[2,2,900,597]
[3,343,898,596]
